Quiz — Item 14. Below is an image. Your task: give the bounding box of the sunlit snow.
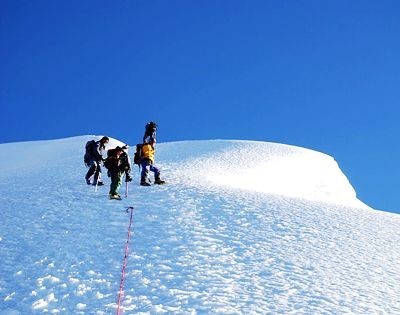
[1,136,399,314]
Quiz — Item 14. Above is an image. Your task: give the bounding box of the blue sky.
[1,0,399,212]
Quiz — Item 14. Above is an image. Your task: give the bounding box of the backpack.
[84,140,96,166]
[143,122,157,143]
[133,144,143,165]
[104,148,118,170]
[146,122,157,134]
[103,157,111,170]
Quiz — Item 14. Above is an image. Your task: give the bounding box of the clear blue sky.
[1,1,399,212]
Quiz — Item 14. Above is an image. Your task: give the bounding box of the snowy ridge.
[160,140,366,207]
[1,136,400,314]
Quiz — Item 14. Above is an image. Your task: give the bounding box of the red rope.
[116,206,134,315]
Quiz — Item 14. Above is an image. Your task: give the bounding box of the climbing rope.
[116,206,134,315]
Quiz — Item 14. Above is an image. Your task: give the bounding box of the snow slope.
[1,136,400,314]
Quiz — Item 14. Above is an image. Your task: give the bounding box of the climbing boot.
[140,177,151,186]
[154,175,166,185]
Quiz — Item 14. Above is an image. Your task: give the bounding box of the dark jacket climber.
[104,146,124,200]
[84,136,109,186]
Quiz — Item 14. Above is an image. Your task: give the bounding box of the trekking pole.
[95,166,101,192]
[95,173,99,192]
[125,174,128,198]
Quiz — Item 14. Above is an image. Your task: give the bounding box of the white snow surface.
[1,136,400,314]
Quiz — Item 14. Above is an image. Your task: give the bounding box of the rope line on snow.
[116,206,134,315]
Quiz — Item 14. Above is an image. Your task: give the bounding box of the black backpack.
[133,144,143,165]
[143,122,157,143]
[103,157,112,170]
[146,122,157,133]
[104,148,119,170]
[84,140,96,166]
